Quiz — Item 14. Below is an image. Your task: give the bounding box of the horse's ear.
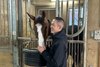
[41,11,46,18]
[26,12,35,20]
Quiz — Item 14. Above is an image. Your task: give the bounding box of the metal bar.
[5,0,9,36]
[84,0,88,66]
[76,42,79,67]
[78,0,81,40]
[26,0,30,36]
[56,0,60,17]
[7,0,13,51]
[73,43,76,67]
[8,0,19,67]
[7,0,9,36]
[75,43,80,67]
[18,37,32,40]
[72,0,74,35]
[61,0,63,17]
[68,40,84,43]
[59,0,61,17]
[0,0,3,35]
[1,0,4,35]
[17,0,23,66]
[66,0,69,34]
[68,42,70,67]
[25,1,27,36]
[17,37,52,42]
[18,0,23,37]
[12,0,19,66]
[18,37,84,43]
[0,0,1,35]
[3,0,5,35]
[27,0,31,36]
[71,1,75,62]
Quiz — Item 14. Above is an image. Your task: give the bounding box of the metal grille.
[56,0,86,67]
[67,40,84,67]
[17,0,87,67]
[19,39,84,67]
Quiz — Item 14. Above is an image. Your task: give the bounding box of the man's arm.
[41,41,66,67]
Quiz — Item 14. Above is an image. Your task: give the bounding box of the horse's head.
[26,11,45,24]
[27,11,51,41]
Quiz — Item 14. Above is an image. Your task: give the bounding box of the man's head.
[50,17,64,34]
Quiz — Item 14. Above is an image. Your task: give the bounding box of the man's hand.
[37,46,46,53]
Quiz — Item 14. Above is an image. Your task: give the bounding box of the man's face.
[50,19,60,34]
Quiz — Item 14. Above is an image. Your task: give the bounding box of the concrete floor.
[0,50,12,67]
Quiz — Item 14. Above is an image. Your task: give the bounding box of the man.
[37,17,68,67]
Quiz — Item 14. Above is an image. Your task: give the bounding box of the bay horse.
[27,11,51,43]
[24,11,51,66]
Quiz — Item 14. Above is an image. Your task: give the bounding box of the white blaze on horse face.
[35,23,44,46]
[35,23,42,32]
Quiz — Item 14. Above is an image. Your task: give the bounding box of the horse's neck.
[42,22,51,40]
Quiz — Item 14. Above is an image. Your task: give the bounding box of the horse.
[24,11,51,66]
[27,11,51,43]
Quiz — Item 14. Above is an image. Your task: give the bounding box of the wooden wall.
[87,0,100,67]
[0,0,13,67]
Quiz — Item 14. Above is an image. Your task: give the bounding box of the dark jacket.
[41,29,68,67]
